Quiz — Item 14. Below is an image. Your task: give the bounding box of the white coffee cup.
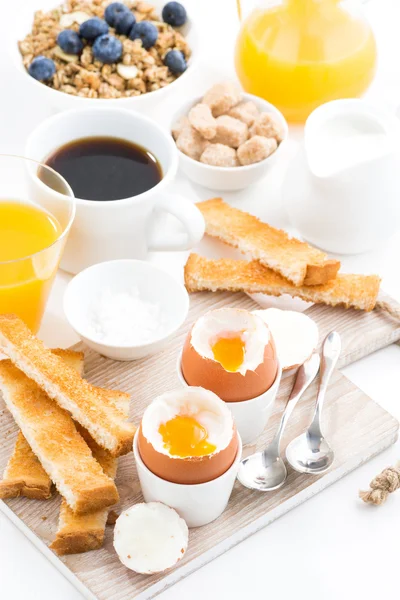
[25,108,205,274]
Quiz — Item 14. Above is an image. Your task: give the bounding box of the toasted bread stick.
[0,358,119,514]
[197,198,340,286]
[184,254,381,312]
[51,397,129,555]
[0,315,135,457]
[51,423,126,555]
[0,350,84,501]
[0,432,53,500]
[50,429,118,555]
[0,350,130,502]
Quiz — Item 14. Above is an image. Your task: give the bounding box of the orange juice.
[0,201,62,332]
[235,0,377,122]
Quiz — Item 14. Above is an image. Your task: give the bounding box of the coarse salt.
[87,287,168,346]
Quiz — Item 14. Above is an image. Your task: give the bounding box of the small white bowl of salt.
[63,260,189,361]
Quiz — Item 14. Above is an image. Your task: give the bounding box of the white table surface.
[1,1,400,599]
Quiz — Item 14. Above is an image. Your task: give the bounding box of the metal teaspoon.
[237,352,321,492]
[285,331,341,475]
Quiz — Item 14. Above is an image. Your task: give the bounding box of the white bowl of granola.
[170,84,288,191]
[9,0,198,113]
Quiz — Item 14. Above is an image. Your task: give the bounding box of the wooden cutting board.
[1,291,400,600]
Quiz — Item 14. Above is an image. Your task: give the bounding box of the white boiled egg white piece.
[253,308,319,370]
[114,502,188,574]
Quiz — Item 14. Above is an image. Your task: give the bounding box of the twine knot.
[359,464,400,506]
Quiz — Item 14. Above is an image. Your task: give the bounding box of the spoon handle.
[267,353,320,456]
[310,331,341,434]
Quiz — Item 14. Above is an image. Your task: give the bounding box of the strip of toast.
[184,254,381,312]
[0,350,84,501]
[50,428,118,555]
[51,409,128,555]
[0,432,53,500]
[0,359,119,514]
[0,315,135,457]
[197,198,341,286]
[0,350,130,502]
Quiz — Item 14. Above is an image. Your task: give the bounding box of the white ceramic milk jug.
[283,99,400,254]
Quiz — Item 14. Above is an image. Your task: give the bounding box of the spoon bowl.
[238,451,288,491]
[286,432,334,475]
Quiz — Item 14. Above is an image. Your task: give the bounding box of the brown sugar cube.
[213,116,248,149]
[172,116,190,140]
[237,135,278,166]
[188,103,217,140]
[200,144,238,167]
[176,124,209,161]
[250,112,285,143]
[202,82,242,117]
[228,101,259,127]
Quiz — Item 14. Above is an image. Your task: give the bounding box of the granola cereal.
[19,1,191,99]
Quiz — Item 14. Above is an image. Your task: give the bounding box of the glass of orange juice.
[235,0,377,123]
[0,155,75,333]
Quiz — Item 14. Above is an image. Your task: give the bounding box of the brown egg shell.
[181,329,278,402]
[138,425,239,485]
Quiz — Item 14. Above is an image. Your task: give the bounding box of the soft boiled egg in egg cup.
[134,387,242,527]
[177,308,282,445]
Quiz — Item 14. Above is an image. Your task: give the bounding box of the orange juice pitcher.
[235,0,377,122]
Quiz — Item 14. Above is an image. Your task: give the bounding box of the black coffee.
[45,137,162,201]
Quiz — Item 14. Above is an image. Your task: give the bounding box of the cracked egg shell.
[113,502,188,574]
[181,308,278,402]
[138,387,238,485]
[253,308,319,371]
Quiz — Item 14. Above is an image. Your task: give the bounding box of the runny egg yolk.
[159,415,217,458]
[211,335,245,373]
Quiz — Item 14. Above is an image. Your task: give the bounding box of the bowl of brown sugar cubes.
[170,82,288,191]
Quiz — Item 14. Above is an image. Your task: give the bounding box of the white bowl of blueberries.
[9,0,198,112]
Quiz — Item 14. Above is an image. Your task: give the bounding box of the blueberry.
[162,2,187,27]
[164,49,187,74]
[92,34,123,63]
[57,29,84,54]
[79,17,109,41]
[104,2,129,27]
[28,56,56,81]
[129,21,158,49]
[114,10,136,35]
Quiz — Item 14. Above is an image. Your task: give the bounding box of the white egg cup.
[133,431,242,528]
[176,351,282,445]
